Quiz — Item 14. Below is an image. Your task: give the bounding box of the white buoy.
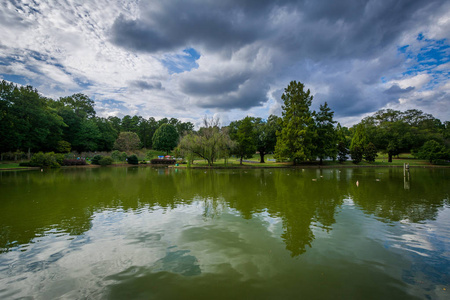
[356,180,359,186]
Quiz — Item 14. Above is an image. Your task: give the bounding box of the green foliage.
[415,140,449,164]
[275,81,316,164]
[337,141,349,163]
[254,115,280,163]
[114,132,141,152]
[364,142,378,162]
[152,124,179,154]
[99,156,114,166]
[111,150,121,162]
[29,152,61,168]
[127,154,139,165]
[314,102,337,164]
[230,116,256,165]
[110,150,129,162]
[350,123,367,151]
[350,145,363,164]
[178,117,234,166]
[56,141,71,153]
[91,154,103,165]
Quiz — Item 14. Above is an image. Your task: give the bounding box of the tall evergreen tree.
[275,81,315,164]
[314,102,337,164]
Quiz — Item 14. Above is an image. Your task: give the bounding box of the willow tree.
[275,81,316,164]
[178,117,234,166]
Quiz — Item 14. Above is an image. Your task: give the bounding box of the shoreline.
[1,163,449,171]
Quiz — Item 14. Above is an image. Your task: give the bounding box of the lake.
[0,167,449,299]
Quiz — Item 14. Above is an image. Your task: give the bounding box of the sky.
[0,0,449,127]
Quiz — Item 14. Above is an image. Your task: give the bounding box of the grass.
[0,163,31,169]
[1,152,446,170]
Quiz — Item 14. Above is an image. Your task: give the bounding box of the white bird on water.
[356,180,359,187]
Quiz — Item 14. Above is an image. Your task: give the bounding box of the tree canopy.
[152,124,179,154]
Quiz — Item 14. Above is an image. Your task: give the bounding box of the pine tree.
[314,102,337,164]
[275,81,315,164]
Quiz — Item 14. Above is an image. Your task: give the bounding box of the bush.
[139,160,147,164]
[62,159,87,166]
[364,143,378,162]
[29,152,60,168]
[350,146,363,164]
[19,162,31,167]
[99,156,114,166]
[127,154,139,165]
[150,159,176,165]
[91,154,103,165]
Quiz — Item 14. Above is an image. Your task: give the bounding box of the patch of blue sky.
[397,35,449,90]
[74,78,93,89]
[0,74,30,86]
[96,99,126,106]
[162,48,200,74]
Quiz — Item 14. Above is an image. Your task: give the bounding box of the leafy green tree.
[152,124,179,154]
[56,141,71,153]
[114,132,141,152]
[314,102,337,164]
[72,119,101,152]
[364,142,378,162]
[231,116,256,165]
[415,140,449,163]
[121,115,140,132]
[94,117,118,151]
[350,145,363,164]
[107,116,122,133]
[275,81,316,164]
[337,142,349,163]
[253,115,280,163]
[350,123,367,152]
[59,93,96,119]
[178,117,234,166]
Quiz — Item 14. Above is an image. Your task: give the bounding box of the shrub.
[127,154,139,165]
[29,152,60,168]
[19,162,31,167]
[91,154,103,165]
[111,150,122,162]
[120,152,128,162]
[350,146,363,164]
[99,156,114,166]
[364,142,378,162]
[150,159,176,165]
[139,160,147,164]
[62,159,87,166]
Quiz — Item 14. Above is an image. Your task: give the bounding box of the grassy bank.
[1,152,447,171]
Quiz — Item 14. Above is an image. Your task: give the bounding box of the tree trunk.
[319,158,323,165]
[240,156,243,165]
[28,148,31,160]
[388,153,392,163]
[259,152,265,163]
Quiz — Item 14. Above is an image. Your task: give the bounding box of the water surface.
[0,167,449,299]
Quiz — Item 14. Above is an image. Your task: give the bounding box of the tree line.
[1,80,449,164]
[177,81,449,165]
[0,80,193,158]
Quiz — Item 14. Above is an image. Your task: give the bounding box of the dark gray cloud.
[108,0,448,117]
[129,80,163,90]
[384,84,415,95]
[180,73,250,96]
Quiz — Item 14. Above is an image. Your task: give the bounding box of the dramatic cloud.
[1,0,449,125]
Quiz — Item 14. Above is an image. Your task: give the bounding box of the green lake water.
[0,167,449,299]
